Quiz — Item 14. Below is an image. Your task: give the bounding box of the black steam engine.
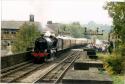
[32,33,90,63]
[32,35,58,63]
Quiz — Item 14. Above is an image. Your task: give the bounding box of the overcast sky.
[2,0,120,26]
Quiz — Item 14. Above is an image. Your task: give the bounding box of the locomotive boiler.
[32,34,58,63]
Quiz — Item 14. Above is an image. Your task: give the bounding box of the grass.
[97,52,125,84]
[111,75,124,84]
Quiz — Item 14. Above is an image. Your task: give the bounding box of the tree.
[104,2,125,74]
[12,22,41,53]
[59,22,85,38]
[104,2,125,43]
[69,22,85,38]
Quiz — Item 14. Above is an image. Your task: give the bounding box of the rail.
[34,51,80,83]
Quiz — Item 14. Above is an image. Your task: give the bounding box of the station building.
[43,21,70,37]
[43,21,61,36]
[1,15,42,50]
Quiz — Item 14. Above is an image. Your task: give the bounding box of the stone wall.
[1,51,31,69]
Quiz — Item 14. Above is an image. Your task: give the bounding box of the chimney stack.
[47,21,52,24]
[29,14,34,22]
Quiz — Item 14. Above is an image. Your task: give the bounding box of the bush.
[12,23,41,53]
[111,75,124,84]
[104,47,124,74]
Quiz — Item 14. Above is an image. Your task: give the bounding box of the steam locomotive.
[32,33,92,63]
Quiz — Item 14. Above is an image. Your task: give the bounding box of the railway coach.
[32,33,89,63]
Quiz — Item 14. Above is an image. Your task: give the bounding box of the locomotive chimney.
[29,14,34,22]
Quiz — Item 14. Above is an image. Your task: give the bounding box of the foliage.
[58,21,110,39]
[104,53,123,74]
[111,75,124,84]
[101,45,125,74]
[97,53,124,84]
[98,51,124,74]
[12,22,41,53]
[104,2,125,43]
[104,2,125,74]
[58,22,85,38]
[68,22,85,38]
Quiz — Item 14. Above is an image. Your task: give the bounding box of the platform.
[74,59,103,70]
[83,48,98,59]
[62,69,113,84]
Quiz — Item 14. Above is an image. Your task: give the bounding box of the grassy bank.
[97,53,124,84]
[111,75,124,84]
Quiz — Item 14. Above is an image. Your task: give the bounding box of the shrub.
[12,23,41,53]
[104,47,124,74]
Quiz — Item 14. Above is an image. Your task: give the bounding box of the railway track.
[1,62,46,82]
[0,50,74,83]
[34,51,81,84]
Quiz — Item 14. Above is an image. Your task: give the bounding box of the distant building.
[43,21,62,36]
[1,15,42,50]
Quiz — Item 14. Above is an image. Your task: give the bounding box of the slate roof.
[1,21,42,30]
[46,23,59,32]
[42,27,55,33]
[43,23,60,33]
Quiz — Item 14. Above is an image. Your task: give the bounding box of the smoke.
[44,31,51,36]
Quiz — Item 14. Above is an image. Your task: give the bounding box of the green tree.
[104,2,125,74]
[59,22,85,38]
[104,2,125,43]
[69,22,84,38]
[12,22,41,53]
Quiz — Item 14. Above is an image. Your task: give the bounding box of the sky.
[2,0,119,26]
